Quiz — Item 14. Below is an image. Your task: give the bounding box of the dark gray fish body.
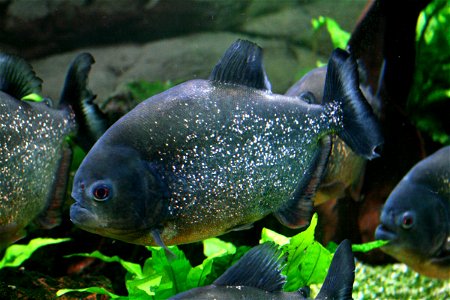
[375,146,450,279]
[71,40,382,247]
[0,52,99,248]
[170,240,355,299]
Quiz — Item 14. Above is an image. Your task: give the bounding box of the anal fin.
[35,146,72,229]
[274,136,331,228]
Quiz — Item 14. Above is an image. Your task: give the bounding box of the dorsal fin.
[316,239,355,300]
[213,242,286,292]
[0,52,42,99]
[209,39,271,91]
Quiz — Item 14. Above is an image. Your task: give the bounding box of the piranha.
[375,146,450,279]
[170,239,355,299]
[70,39,383,249]
[0,52,103,249]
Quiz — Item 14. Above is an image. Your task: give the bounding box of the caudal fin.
[316,239,355,300]
[59,53,109,151]
[323,48,383,160]
[0,52,42,99]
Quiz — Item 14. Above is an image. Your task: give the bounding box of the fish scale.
[151,86,343,242]
[0,96,75,230]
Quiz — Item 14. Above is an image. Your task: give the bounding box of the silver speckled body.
[0,91,76,244]
[72,79,343,245]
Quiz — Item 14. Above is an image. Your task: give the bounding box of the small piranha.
[70,39,383,249]
[0,52,103,249]
[170,239,355,299]
[375,146,450,279]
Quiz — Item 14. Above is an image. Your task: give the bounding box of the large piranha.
[70,40,383,249]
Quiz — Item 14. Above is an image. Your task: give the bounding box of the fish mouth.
[70,202,99,228]
[70,203,153,244]
[375,224,397,242]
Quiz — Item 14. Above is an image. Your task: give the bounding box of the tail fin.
[0,52,42,99]
[316,239,355,300]
[59,53,109,151]
[323,48,383,160]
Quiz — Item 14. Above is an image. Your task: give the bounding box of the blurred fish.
[375,146,450,279]
[170,239,355,299]
[0,52,101,249]
[70,39,383,248]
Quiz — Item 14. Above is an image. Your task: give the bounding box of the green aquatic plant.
[0,238,69,269]
[21,92,44,102]
[57,214,387,299]
[261,213,388,292]
[311,16,351,50]
[313,4,449,145]
[126,80,176,102]
[408,0,450,145]
[57,239,249,299]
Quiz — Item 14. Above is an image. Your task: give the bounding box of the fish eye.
[90,183,112,202]
[401,211,415,230]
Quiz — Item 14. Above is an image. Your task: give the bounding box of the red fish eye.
[401,212,414,229]
[92,184,111,201]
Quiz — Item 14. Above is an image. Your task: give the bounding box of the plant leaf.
[56,287,123,299]
[21,92,44,102]
[65,250,143,277]
[0,238,70,269]
[282,213,333,291]
[312,16,350,49]
[147,246,193,296]
[352,240,389,252]
[203,238,236,258]
[260,227,290,246]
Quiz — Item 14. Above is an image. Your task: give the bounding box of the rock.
[1,0,251,59]
[241,0,369,55]
[32,32,325,121]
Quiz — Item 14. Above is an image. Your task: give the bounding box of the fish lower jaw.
[69,203,99,227]
[70,204,155,244]
[375,224,398,242]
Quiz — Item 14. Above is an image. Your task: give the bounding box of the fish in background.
[0,52,106,249]
[375,146,450,279]
[285,65,381,206]
[70,39,383,250]
[295,0,433,264]
[170,239,355,299]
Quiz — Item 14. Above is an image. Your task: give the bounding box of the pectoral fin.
[151,229,176,260]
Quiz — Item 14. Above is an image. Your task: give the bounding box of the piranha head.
[375,178,448,259]
[70,144,168,245]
